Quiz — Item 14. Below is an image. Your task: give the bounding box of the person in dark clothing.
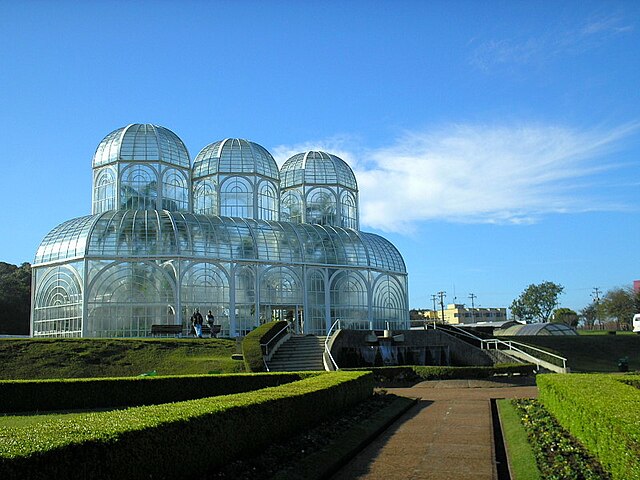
[191,309,203,338]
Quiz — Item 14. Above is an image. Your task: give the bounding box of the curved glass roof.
[280,151,357,191]
[93,124,190,168]
[35,210,405,274]
[193,138,279,180]
[498,322,578,336]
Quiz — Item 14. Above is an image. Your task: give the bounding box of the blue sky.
[1,0,638,313]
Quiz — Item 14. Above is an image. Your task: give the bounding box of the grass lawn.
[0,338,245,379]
[497,399,541,480]
[500,335,640,372]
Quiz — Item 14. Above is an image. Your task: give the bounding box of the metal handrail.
[483,338,567,370]
[324,319,341,371]
[260,321,291,357]
[433,323,567,371]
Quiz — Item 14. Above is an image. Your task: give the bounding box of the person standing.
[206,310,216,338]
[191,309,203,338]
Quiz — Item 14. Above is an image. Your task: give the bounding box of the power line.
[438,291,446,324]
[469,293,477,322]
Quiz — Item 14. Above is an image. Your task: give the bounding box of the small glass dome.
[192,139,280,221]
[92,124,190,168]
[192,139,279,180]
[280,151,357,190]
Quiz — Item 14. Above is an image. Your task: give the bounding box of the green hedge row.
[242,321,287,372]
[537,373,640,480]
[0,372,308,413]
[347,363,535,382]
[0,371,374,480]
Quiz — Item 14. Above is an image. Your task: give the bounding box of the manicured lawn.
[497,399,541,480]
[0,338,245,379]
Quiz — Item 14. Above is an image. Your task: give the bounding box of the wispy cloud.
[273,122,640,233]
[470,13,634,71]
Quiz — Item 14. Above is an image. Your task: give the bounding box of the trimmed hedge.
[347,363,535,382]
[242,321,287,372]
[0,371,374,480]
[537,373,640,480]
[0,372,308,414]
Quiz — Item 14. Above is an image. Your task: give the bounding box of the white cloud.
[470,13,634,71]
[274,122,639,234]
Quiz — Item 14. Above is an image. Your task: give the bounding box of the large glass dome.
[93,124,190,168]
[35,211,405,272]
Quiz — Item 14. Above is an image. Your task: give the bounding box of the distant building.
[634,280,640,293]
[414,304,507,325]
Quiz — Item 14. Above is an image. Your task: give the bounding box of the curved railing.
[324,319,341,371]
[433,323,568,372]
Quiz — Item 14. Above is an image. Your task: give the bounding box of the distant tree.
[510,281,564,323]
[579,303,598,330]
[0,262,32,334]
[552,307,579,327]
[601,287,636,330]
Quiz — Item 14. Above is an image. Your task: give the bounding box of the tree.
[553,307,579,327]
[510,281,564,323]
[601,287,636,330]
[579,303,598,330]
[0,262,32,334]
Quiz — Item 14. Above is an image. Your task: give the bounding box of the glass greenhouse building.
[31,124,409,338]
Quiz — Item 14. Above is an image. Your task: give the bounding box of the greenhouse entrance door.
[267,305,304,334]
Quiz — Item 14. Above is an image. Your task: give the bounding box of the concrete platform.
[330,378,538,480]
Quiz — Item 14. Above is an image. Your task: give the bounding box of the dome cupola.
[91,124,191,214]
[280,151,359,229]
[192,138,280,221]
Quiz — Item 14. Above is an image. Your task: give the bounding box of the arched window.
[93,168,116,214]
[281,190,303,223]
[161,168,189,211]
[306,188,337,226]
[257,181,278,220]
[330,272,369,329]
[305,269,326,335]
[87,261,175,337]
[120,164,158,210]
[372,275,406,330]
[193,179,218,215]
[340,191,358,229]
[181,262,230,336]
[33,265,83,337]
[220,177,253,218]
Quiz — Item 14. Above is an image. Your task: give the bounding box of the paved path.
[330,378,538,480]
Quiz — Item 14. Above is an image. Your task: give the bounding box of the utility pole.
[469,293,477,323]
[592,287,601,330]
[438,291,446,324]
[431,294,438,324]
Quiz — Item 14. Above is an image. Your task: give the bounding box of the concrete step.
[267,334,327,372]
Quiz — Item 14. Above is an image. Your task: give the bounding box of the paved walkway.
[330,378,538,480]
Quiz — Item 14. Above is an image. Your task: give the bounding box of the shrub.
[242,321,287,372]
[537,373,640,480]
[512,399,609,479]
[0,372,307,414]
[0,371,373,480]
[346,363,535,382]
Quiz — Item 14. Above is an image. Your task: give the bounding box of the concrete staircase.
[267,335,327,371]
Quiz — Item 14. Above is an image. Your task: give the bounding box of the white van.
[633,314,640,333]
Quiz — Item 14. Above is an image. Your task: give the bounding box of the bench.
[150,324,183,337]
[202,324,222,337]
